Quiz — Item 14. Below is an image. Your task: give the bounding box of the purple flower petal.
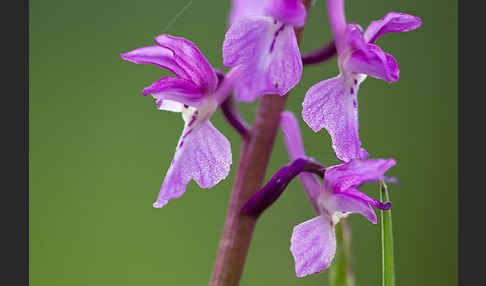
[229,0,265,25]
[343,43,399,83]
[155,34,218,93]
[281,111,322,211]
[290,216,336,277]
[153,120,232,208]
[142,77,205,110]
[211,66,242,105]
[302,75,364,162]
[266,24,303,95]
[223,16,302,102]
[327,0,347,54]
[326,190,378,224]
[340,188,391,210]
[281,111,305,159]
[324,159,396,192]
[223,16,269,68]
[364,12,422,44]
[359,148,370,159]
[265,0,307,27]
[120,46,189,79]
[345,22,367,52]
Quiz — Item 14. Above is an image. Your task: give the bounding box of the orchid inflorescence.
[121,0,421,281]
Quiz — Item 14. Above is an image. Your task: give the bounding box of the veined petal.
[155,34,218,93]
[143,77,205,110]
[343,43,399,83]
[223,16,270,67]
[267,23,303,95]
[265,0,307,27]
[302,75,364,162]
[364,12,422,44]
[290,216,336,277]
[324,159,396,192]
[120,46,189,79]
[223,16,302,102]
[153,120,232,208]
[326,190,378,224]
[229,0,265,25]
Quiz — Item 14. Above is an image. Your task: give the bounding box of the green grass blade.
[329,219,355,286]
[380,180,395,286]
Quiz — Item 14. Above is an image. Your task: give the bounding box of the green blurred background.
[30,0,457,285]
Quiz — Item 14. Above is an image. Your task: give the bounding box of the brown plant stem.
[210,2,312,285]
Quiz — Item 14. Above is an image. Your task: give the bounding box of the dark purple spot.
[350,87,354,94]
[178,140,184,148]
[353,99,357,108]
[374,200,392,210]
[184,104,189,108]
[354,79,358,85]
[269,24,286,53]
[188,110,198,127]
[183,128,193,139]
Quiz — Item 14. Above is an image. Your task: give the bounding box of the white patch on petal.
[355,73,367,84]
[180,96,218,130]
[317,191,353,225]
[259,20,285,73]
[182,105,198,123]
[331,211,349,225]
[158,100,185,112]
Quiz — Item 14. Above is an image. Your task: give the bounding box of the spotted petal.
[290,216,336,277]
[223,16,302,102]
[302,75,364,162]
[153,120,232,208]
